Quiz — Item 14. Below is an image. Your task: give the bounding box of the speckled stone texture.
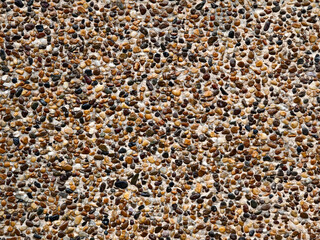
[1,0,320,239]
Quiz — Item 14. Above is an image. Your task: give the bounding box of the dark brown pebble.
[94,155,104,160]
[263,21,270,31]
[20,164,29,171]
[217,100,227,108]
[4,114,13,122]
[26,220,33,227]
[131,173,139,185]
[59,222,69,231]
[254,175,261,181]
[121,220,129,229]
[100,182,106,192]
[74,111,83,118]
[25,23,35,31]
[58,232,66,238]
[300,212,308,219]
[230,58,236,67]
[208,36,217,46]
[190,192,200,200]
[155,226,162,233]
[261,204,270,211]
[140,4,147,15]
[233,108,241,115]
[159,23,169,29]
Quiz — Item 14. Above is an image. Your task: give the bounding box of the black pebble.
[33,234,42,239]
[36,25,44,32]
[37,207,44,215]
[15,0,24,7]
[85,69,93,76]
[228,193,235,199]
[140,192,150,197]
[195,1,205,10]
[31,102,39,110]
[228,31,234,38]
[51,74,61,81]
[75,88,82,94]
[0,49,6,60]
[15,87,23,97]
[211,206,217,212]
[27,0,34,6]
[39,99,47,106]
[302,127,309,135]
[115,180,128,189]
[13,137,20,146]
[81,103,91,110]
[49,215,59,222]
[119,148,127,153]
[251,200,258,208]
[297,58,304,64]
[272,6,280,12]
[66,188,73,193]
[263,156,271,161]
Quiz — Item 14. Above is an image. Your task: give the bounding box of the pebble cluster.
[1,0,320,239]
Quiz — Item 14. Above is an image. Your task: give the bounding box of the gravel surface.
[1,0,320,239]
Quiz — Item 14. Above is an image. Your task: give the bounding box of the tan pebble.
[310,35,317,43]
[190,67,198,73]
[63,164,73,171]
[174,120,181,126]
[252,188,260,195]
[123,192,130,200]
[31,203,37,209]
[291,210,298,217]
[4,162,10,167]
[172,89,181,96]
[195,183,202,193]
[256,60,263,67]
[259,133,268,140]
[145,114,152,120]
[78,6,86,13]
[74,215,82,225]
[25,67,32,73]
[148,156,155,163]
[219,226,226,233]
[133,46,141,53]
[204,90,213,97]
[16,69,24,74]
[21,136,28,144]
[64,127,73,134]
[291,121,298,128]
[95,85,104,92]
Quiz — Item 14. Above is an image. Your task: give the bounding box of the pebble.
[14,0,24,7]
[115,180,128,189]
[74,216,82,225]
